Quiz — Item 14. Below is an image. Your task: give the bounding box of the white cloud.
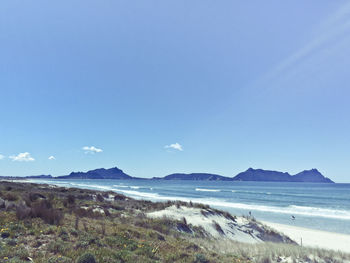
[165,143,183,151]
[0,154,5,160]
[82,146,103,154]
[48,155,56,160]
[9,152,35,162]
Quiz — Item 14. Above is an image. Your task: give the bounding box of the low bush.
[4,192,18,201]
[96,194,104,202]
[194,253,209,263]
[31,200,64,225]
[48,256,73,263]
[67,194,76,205]
[16,203,31,220]
[48,239,69,254]
[212,221,224,235]
[76,252,96,263]
[15,199,64,225]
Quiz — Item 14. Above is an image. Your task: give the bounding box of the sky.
[1,1,350,182]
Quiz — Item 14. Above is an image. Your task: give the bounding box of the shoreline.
[10,179,350,253]
[262,221,350,253]
[1,180,350,262]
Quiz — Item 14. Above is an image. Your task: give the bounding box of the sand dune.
[147,205,293,244]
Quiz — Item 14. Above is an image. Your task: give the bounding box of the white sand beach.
[263,221,350,253]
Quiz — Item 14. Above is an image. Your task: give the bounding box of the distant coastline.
[0,167,335,183]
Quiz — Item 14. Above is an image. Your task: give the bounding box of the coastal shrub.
[200,210,207,217]
[176,222,192,233]
[16,246,30,260]
[96,194,104,202]
[212,221,224,235]
[114,194,126,201]
[100,222,106,236]
[74,207,99,218]
[48,256,73,263]
[4,192,18,201]
[48,193,55,201]
[75,216,80,230]
[222,211,236,221]
[194,253,209,263]
[77,233,102,248]
[6,238,17,246]
[48,239,69,254]
[33,240,43,248]
[45,226,57,235]
[58,227,69,241]
[0,197,5,208]
[67,194,76,205]
[260,255,272,263]
[103,208,110,216]
[1,231,10,238]
[31,199,52,212]
[70,227,78,237]
[16,203,31,220]
[29,192,46,202]
[76,252,97,263]
[196,203,209,209]
[31,199,64,225]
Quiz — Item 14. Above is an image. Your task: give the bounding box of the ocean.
[28,179,350,235]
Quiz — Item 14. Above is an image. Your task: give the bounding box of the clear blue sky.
[1,1,350,182]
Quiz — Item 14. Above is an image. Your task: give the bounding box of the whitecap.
[195,188,220,192]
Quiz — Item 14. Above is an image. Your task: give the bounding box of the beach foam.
[195,188,221,192]
[108,188,350,221]
[54,182,350,221]
[29,180,350,221]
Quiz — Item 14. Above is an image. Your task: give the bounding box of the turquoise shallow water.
[29,179,350,235]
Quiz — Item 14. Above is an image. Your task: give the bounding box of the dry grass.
[191,238,350,263]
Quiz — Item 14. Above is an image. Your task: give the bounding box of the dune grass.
[0,181,349,263]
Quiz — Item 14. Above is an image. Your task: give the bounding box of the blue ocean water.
[29,179,350,235]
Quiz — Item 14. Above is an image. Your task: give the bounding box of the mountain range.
[1,167,334,183]
[152,173,234,181]
[232,168,334,183]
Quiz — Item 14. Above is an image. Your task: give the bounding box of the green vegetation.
[76,253,97,263]
[0,181,349,263]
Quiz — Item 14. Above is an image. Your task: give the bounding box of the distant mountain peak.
[52,166,334,183]
[155,173,233,181]
[233,168,334,183]
[57,166,131,180]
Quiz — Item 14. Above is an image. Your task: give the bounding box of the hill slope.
[232,168,334,183]
[156,173,233,181]
[57,167,132,179]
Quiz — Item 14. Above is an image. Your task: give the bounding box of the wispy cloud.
[48,155,56,160]
[82,146,103,154]
[9,152,35,162]
[165,143,183,151]
[262,2,350,84]
[0,154,5,160]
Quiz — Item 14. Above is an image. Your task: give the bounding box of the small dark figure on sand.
[291,215,296,220]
